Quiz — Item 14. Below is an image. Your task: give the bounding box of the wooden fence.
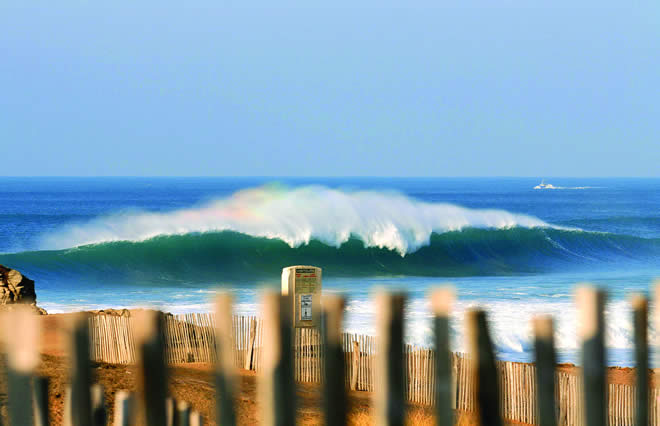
[86,308,660,425]
[2,285,658,425]
[89,314,135,364]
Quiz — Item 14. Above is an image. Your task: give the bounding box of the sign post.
[281,265,322,328]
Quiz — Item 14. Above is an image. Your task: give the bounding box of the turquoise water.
[1,177,659,365]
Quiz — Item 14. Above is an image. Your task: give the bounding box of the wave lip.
[39,185,556,256]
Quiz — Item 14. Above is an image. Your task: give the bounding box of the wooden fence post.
[165,397,176,426]
[260,292,295,426]
[178,401,191,426]
[134,310,168,426]
[351,341,360,391]
[91,383,107,426]
[3,306,40,426]
[215,294,237,426]
[245,317,258,370]
[632,294,648,426]
[533,315,557,426]
[375,291,406,426]
[33,376,51,426]
[190,411,204,426]
[431,287,455,426]
[576,286,607,426]
[113,391,136,426]
[67,313,93,426]
[322,294,347,426]
[466,309,502,426]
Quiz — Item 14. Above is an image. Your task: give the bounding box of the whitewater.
[1,177,659,366]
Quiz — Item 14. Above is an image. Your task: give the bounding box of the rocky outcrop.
[0,264,46,314]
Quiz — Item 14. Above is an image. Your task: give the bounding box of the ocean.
[1,177,659,366]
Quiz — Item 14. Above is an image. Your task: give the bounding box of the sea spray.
[38,185,554,254]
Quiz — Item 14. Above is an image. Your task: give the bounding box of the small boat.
[534,179,557,189]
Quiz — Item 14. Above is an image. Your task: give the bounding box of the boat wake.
[534,180,600,190]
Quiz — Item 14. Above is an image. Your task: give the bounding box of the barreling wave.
[2,228,659,285]
[37,184,554,255]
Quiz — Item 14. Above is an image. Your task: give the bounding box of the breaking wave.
[0,186,657,285]
[1,228,658,285]
[37,185,554,255]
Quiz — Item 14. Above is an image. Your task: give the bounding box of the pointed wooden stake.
[245,318,257,370]
[33,376,51,426]
[67,313,93,426]
[576,286,607,426]
[466,308,502,426]
[113,391,136,426]
[533,315,557,426]
[632,293,648,426]
[321,294,347,426]
[165,397,176,426]
[431,287,455,426]
[350,341,359,391]
[4,305,40,426]
[214,294,237,426]
[375,291,406,426]
[190,411,203,426]
[177,401,191,426]
[134,310,168,426]
[259,292,295,426]
[91,383,107,426]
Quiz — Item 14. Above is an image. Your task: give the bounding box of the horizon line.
[0,175,659,179]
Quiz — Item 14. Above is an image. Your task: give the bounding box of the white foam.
[40,185,557,255]
[341,296,658,356]
[38,287,656,366]
[429,299,655,354]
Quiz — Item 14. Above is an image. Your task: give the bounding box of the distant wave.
[38,185,557,255]
[558,216,660,238]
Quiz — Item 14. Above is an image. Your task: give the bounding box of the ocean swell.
[0,185,657,285]
[2,228,659,285]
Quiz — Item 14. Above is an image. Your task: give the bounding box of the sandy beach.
[10,312,650,426]
[33,312,444,425]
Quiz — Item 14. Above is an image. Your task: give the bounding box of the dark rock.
[0,264,46,314]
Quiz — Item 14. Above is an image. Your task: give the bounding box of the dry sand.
[4,312,650,425]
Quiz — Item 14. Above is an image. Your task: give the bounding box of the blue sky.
[1,1,658,176]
